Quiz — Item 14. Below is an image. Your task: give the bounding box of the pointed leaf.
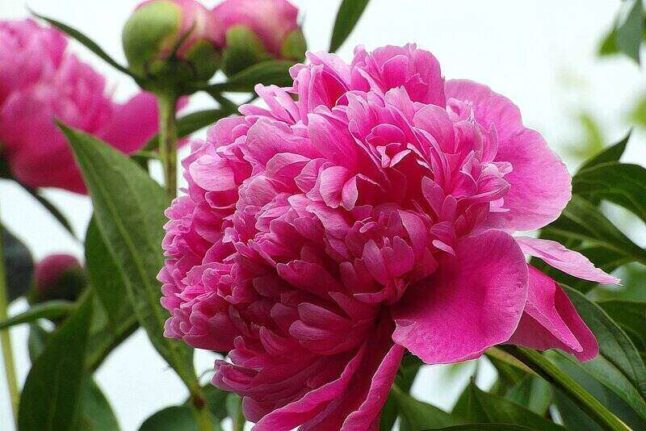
[599,300,646,356]
[78,378,121,431]
[573,162,646,222]
[0,300,75,330]
[18,294,93,431]
[501,346,631,431]
[452,380,564,431]
[139,406,198,431]
[578,133,629,171]
[541,196,646,266]
[32,12,135,76]
[85,218,131,330]
[60,125,199,393]
[393,386,460,431]
[329,0,371,52]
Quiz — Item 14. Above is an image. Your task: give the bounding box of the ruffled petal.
[509,266,598,361]
[516,236,620,285]
[445,80,572,231]
[392,230,528,364]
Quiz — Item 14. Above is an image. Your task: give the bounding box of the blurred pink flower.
[33,253,85,303]
[160,44,618,430]
[0,19,160,193]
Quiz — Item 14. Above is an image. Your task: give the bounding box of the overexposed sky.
[0,1,644,430]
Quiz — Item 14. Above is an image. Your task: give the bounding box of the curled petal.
[516,236,620,285]
[446,80,572,231]
[392,230,528,364]
[509,266,598,361]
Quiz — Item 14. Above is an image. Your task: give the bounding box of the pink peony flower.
[160,44,618,430]
[0,19,161,194]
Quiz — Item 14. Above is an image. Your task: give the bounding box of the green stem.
[157,94,179,199]
[0,214,19,426]
[192,398,214,431]
[233,397,245,431]
[501,346,630,431]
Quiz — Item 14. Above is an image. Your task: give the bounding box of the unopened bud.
[122,0,223,88]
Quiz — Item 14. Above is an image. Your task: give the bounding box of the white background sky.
[0,0,644,430]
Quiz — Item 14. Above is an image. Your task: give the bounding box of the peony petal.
[392,230,528,364]
[446,80,571,231]
[509,266,598,361]
[97,92,160,154]
[516,236,620,285]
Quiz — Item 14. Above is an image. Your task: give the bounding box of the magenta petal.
[446,80,572,231]
[516,237,620,285]
[97,92,159,154]
[509,266,598,361]
[392,230,528,364]
[340,343,405,430]
[252,318,403,431]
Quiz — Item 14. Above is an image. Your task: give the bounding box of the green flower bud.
[122,0,223,89]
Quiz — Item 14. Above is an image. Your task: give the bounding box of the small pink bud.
[32,254,86,303]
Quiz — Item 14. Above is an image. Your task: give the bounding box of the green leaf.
[551,353,646,430]
[226,393,246,431]
[85,218,131,330]
[0,300,75,330]
[599,300,646,356]
[452,380,564,431]
[505,376,552,416]
[381,355,423,430]
[554,388,604,431]
[501,346,631,431]
[615,0,644,63]
[32,11,135,76]
[392,386,460,431]
[190,385,228,421]
[550,287,646,424]
[431,426,536,431]
[329,0,371,52]
[141,109,227,152]
[578,133,629,171]
[78,378,121,431]
[18,294,93,431]
[542,195,646,266]
[60,125,199,392]
[573,162,646,222]
[85,299,138,371]
[2,227,33,302]
[204,60,294,93]
[139,406,199,431]
[565,286,646,398]
[27,322,49,362]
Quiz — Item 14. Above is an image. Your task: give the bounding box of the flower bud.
[122,0,223,88]
[213,0,306,76]
[31,254,86,303]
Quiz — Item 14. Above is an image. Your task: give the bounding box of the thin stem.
[192,400,214,431]
[157,94,179,199]
[0,214,20,426]
[233,397,245,431]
